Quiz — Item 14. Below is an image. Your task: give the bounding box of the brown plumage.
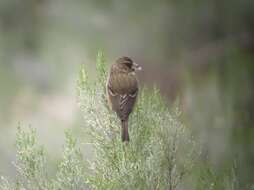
[106,56,141,142]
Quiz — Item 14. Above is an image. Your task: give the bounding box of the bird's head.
[116,56,142,72]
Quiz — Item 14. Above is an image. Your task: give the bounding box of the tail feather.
[121,120,129,142]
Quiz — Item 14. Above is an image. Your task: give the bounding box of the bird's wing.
[119,91,137,109]
[118,89,138,121]
[107,71,138,120]
[107,83,117,97]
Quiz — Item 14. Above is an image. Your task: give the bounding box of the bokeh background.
[0,0,253,186]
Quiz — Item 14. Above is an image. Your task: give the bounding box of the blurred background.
[0,0,253,186]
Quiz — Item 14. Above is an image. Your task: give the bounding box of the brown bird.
[106,56,142,142]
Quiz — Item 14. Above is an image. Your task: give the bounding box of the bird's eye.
[116,57,133,69]
[124,61,133,68]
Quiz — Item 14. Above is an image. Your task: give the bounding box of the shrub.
[0,127,87,190]
[77,51,198,190]
[0,51,241,190]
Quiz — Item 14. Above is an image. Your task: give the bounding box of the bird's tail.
[121,120,129,142]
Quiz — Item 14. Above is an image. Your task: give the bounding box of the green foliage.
[15,126,49,190]
[0,128,86,190]
[54,130,87,190]
[196,161,238,190]
[0,52,243,190]
[77,53,198,190]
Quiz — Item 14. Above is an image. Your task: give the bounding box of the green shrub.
[0,51,241,190]
[77,51,198,190]
[0,127,87,190]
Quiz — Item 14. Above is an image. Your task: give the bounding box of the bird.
[106,56,142,142]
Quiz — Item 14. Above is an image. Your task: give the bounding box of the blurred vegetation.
[0,0,254,188]
[0,127,87,190]
[0,54,246,190]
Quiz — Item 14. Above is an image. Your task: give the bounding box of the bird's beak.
[132,62,142,71]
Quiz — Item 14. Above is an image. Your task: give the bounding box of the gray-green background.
[0,0,253,186]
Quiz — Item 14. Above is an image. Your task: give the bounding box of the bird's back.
[109,71,138,95]
[106,64,138,120]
